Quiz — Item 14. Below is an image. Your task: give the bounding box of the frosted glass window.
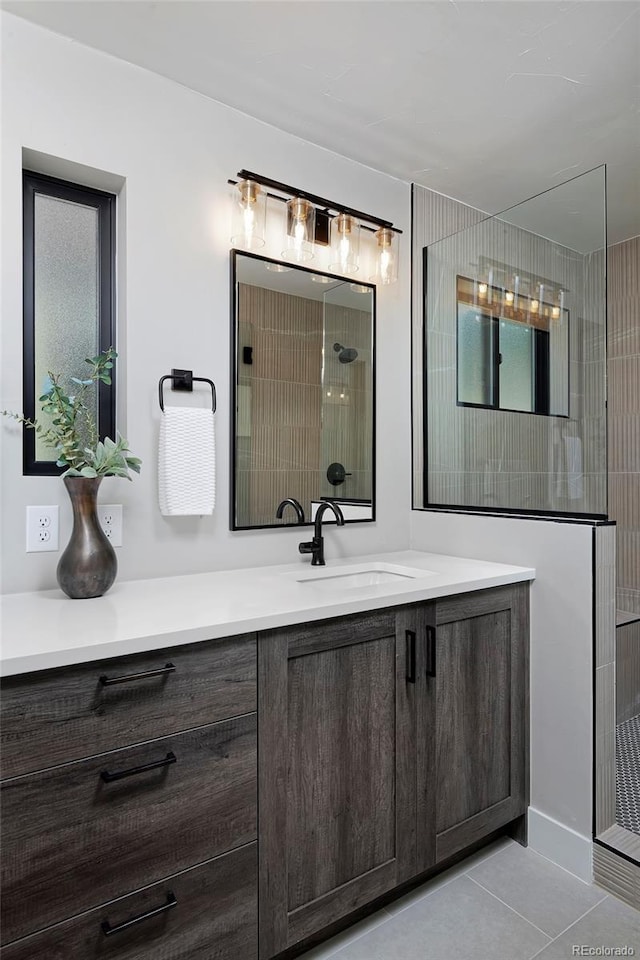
[23,172,115,474]
[457,308,493,406]
[498,319,534,412]
[34,195,100,460]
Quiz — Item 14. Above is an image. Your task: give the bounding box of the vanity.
[0,551,533,959]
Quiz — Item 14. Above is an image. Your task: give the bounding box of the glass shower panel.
[419,165,607,516]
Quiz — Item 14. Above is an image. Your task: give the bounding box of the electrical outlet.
[97,504,123,547]
[26,505,59,552]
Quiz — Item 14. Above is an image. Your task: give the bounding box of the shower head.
[333,342,358,364]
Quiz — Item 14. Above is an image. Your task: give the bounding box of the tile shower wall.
[320,303,373,503]
[608,236,640,616]
[412,185,607,516]
[237,283,322,526]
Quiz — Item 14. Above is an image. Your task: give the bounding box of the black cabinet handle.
[406,630,417,684]
[426,625,437,678]
[100,752,177,783]
[101,891,177,936]
[99,663,175,686]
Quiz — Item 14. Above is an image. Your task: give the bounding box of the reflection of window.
[456,275,568,417]
[23,171,116,474]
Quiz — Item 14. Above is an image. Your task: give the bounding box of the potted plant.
[2,348,141,598]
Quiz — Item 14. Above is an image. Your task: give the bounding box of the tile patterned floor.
[299,838,640,960]
[617,713,640,836]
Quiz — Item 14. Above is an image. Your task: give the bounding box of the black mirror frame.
[229,248,377,531]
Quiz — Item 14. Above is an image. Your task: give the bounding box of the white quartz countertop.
[0,550,535,676]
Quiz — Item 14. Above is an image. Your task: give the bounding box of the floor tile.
[468,840,607,936]
[328,876,550,960]
[384,836,515,918]
[299,911,393,959]
[531,896,640,959]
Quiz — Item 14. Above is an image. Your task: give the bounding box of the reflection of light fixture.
[230,179,266,249]
[552,306,560,319]
[329,213,360,275]
[505,290,514,304]
[370,227,398,284]
[478,282,488,296]
[265,262,292,273]
[531,299,539,313]
[311,274,333,284]
[282,197,315,262]
[350,283,370,294]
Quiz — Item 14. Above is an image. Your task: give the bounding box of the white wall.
[411,511,595,881]
[0,14,411,594]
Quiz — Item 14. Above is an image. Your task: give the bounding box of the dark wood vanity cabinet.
[258,607,420,958]
[416,583,529,871]
[258,583,529,958]
[0,581,528,960]
[0,635,258,959]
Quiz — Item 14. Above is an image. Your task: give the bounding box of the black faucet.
[276,498,305,524]
[299,501,345,566]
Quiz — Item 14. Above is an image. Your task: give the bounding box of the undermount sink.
[293,562,436,590]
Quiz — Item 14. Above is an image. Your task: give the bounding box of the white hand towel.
[158,406,216,516]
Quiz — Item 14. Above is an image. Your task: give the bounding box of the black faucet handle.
[298,541,314,555]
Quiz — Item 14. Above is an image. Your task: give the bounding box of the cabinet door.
[258,607,418,958]
[417,584,529,869]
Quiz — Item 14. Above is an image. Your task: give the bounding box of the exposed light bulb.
[230,179,266,249]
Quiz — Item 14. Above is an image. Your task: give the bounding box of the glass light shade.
[282,197,315,262]
[230,179,266,249]
[370,226,398,284]
[329,213,360,275]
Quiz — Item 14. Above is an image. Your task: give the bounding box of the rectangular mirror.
[231,250,375,530]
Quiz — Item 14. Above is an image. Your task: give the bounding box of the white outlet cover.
[26,505,59,552]
[97,504,123,547]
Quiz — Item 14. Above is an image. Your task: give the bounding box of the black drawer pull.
[99,662,175,686]
[100,751,177,783]
[426,625,437,678]
[101,891,177,936]
[406,630,416,684]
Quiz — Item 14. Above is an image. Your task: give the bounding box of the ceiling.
[4,0,639,246]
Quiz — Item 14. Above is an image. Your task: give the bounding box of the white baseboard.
[528,808,593,883]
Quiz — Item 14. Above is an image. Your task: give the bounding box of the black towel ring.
[158,369,216,413]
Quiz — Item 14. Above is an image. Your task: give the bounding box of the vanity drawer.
[1,714,257,945]
[0,634,256,779]
[1,841,257,960]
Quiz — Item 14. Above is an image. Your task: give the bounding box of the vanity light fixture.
[350,283,370,294]
[282,197,315,262]
[505,290,515,304]
[311,274,334,284]
[329,213,360,274]
[228,169,401,283]
[370,227,398,285]
[551,305,561,319]
[230,179,266,249]
[265,262,292,273]
[478,282,488,296]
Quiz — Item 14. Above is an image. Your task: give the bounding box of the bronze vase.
[57,476,117,599]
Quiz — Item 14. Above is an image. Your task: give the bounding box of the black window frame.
[22,170,116,476]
